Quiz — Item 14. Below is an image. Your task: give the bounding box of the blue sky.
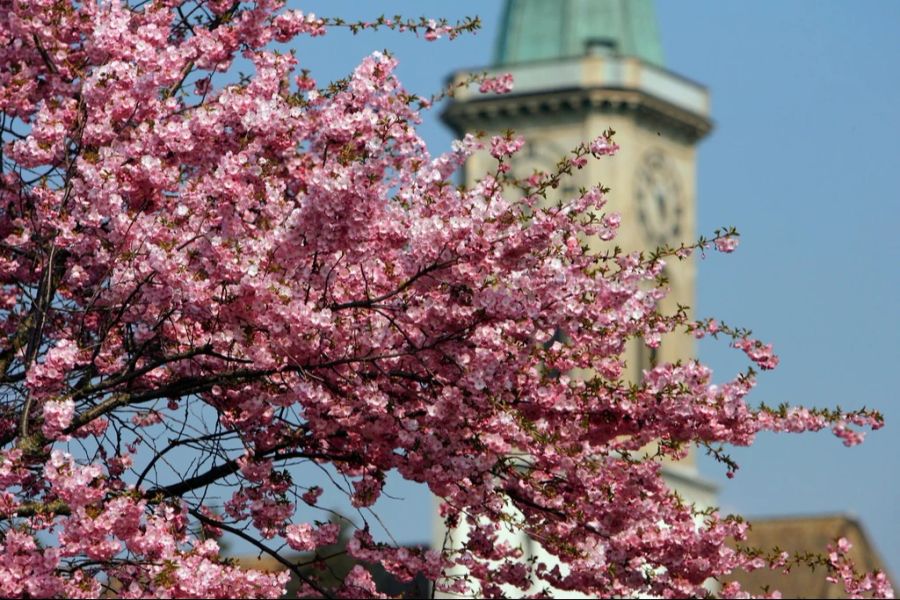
[283,0,900,578]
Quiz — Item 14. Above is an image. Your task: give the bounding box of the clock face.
[634,151,683,247]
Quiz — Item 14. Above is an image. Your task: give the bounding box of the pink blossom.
[42,399,74,438]
[599,212,622,241]
[827,537,895,598]
[490,134,525,159]
[479,73,514,94]
[43,451,105,509]
[715,235,740,253]
[284,522,341,551]
[338,565,384,598]
[590,132,620,157]
[130,410,163,427]
[301,486,324,505]
[733,337,780,370]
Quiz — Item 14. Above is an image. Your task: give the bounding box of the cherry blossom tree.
[0,1,892,597]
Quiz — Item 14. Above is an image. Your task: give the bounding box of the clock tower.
[440,0,716,515]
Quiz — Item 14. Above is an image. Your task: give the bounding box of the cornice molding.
[442,85,713,143]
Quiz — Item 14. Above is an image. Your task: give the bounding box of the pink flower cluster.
[423,19,455,41]
[489,134,525,159]
[590,131,620,157]
[827,538,895,599]
[284,522,341,551]
[41,400,74,439]
[733,338,780,370]
[479,73,515,94]
[271,10,326,41]
[715,235,740,253]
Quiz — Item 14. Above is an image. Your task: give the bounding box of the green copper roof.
[494,0,664,67]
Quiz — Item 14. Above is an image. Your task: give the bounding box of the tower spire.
[494,0,664,67]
